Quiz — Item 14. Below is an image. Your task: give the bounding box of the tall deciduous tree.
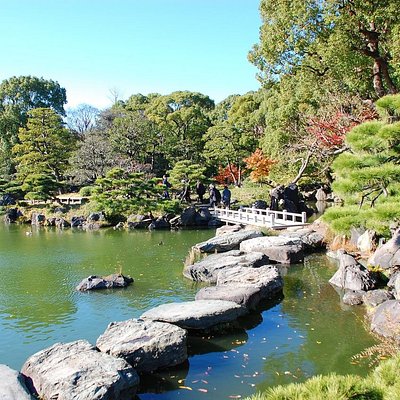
[12,108,76,198]
[145,91,214,163]
[66,104,99,136]
[249,0,400,98]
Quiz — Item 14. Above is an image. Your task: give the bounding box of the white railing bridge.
[211,207,308,229]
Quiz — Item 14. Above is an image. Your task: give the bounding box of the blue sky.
[0,0,261,109]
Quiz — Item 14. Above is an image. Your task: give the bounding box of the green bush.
[79,186,93,197]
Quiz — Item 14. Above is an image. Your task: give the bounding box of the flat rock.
[195,230,263,253]
[140,300,247,331]
[96,319,187,372]
[0,364,33,399]
[195,285,262,309]
[183,250,269,283]
[215,224,244,237]
[240,236,304,264]
[371,300,400,340]
[76,274,133,291]
[216,265,283,298]
[21,340,139,400]
[280,229,325,252]
[329,253,378,291]
[369,228,400,269]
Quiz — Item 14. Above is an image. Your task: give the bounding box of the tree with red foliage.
[214,164,241,185]
[243,149,276,183]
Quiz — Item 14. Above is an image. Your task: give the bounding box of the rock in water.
[96,319,187,372]
[76,274,133,291]
[195,230,263,253]
[240,236,304,264]
[183,250,269,283]
[0,364,33,399]
[329,253,377,291]
[140,300,247,331]
[21,340,139,400]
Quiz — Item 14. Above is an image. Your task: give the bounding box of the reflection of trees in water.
[258,254,377,389]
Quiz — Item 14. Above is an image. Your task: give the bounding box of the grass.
[245,353,400,400]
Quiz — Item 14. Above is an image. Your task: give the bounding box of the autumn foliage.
[213,164,240,185]
[307,107,378,149]
[243,149,276,183]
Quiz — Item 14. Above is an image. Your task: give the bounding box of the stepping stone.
[96,319,187,372]
[183,250,269,283]
[195,230,263,253]
[216,265,283,299]
[240,236,304,264]
[140,300,247,331]
[22,340,139,400]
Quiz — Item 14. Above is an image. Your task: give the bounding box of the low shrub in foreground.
[246,354,400,400]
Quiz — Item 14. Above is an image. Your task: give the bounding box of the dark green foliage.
[323,94,400,237]
[91,168,161,221]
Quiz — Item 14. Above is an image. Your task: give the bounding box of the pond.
[0,223,376,399]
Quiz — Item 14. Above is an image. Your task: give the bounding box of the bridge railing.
[212,206,307,228]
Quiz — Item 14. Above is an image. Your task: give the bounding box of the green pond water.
[0,223,376,399]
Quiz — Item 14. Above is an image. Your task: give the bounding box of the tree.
[68,130,114,184]
[249,0,400,98]
[167,160,206,187]
[0,76,67,179]
[145,91,215,163]
[243,148,276,184]
[66,104,99,136]
[12,108,76,198]
[92,168,160,221]
[323,94,400,236]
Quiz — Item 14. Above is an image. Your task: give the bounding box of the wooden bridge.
[211,206,309,229]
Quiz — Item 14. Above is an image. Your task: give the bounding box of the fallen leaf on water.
[228,395,241,399]
[284,371,291,375]
[178,379,184,384]
[198,388,208,393]
[275,371,280,376]
[192,380,199,383]
[316,341,322,344]
[234,374,241,378]
[201,380,208,384]
[179,386,192,391]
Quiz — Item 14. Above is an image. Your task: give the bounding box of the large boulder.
[195,230,263,253]
[148,217,170,230]
[342,290,365,306]
[127,214,152,229]
[363,289,394,308]
[0,364,33,399]
[194,207,212,226]
[280,228,325,252]
[21,340,139,400]
[96,319,187,372]
[371,300,400,340]
[4,208,22,224]
[140,300,247,331]
[240,236,304,264]
[71,216,86,228]
[329,253,378,291]
[216,265,283,299]
[183,250,269,283]
[196,266,283,309]
[31,213,46,226]
[357,229,376,255]
[369,228,400,270]
[195,285,263,309]
[179,207,197,226]
[76,274,133,291]
[215,224,244,237]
